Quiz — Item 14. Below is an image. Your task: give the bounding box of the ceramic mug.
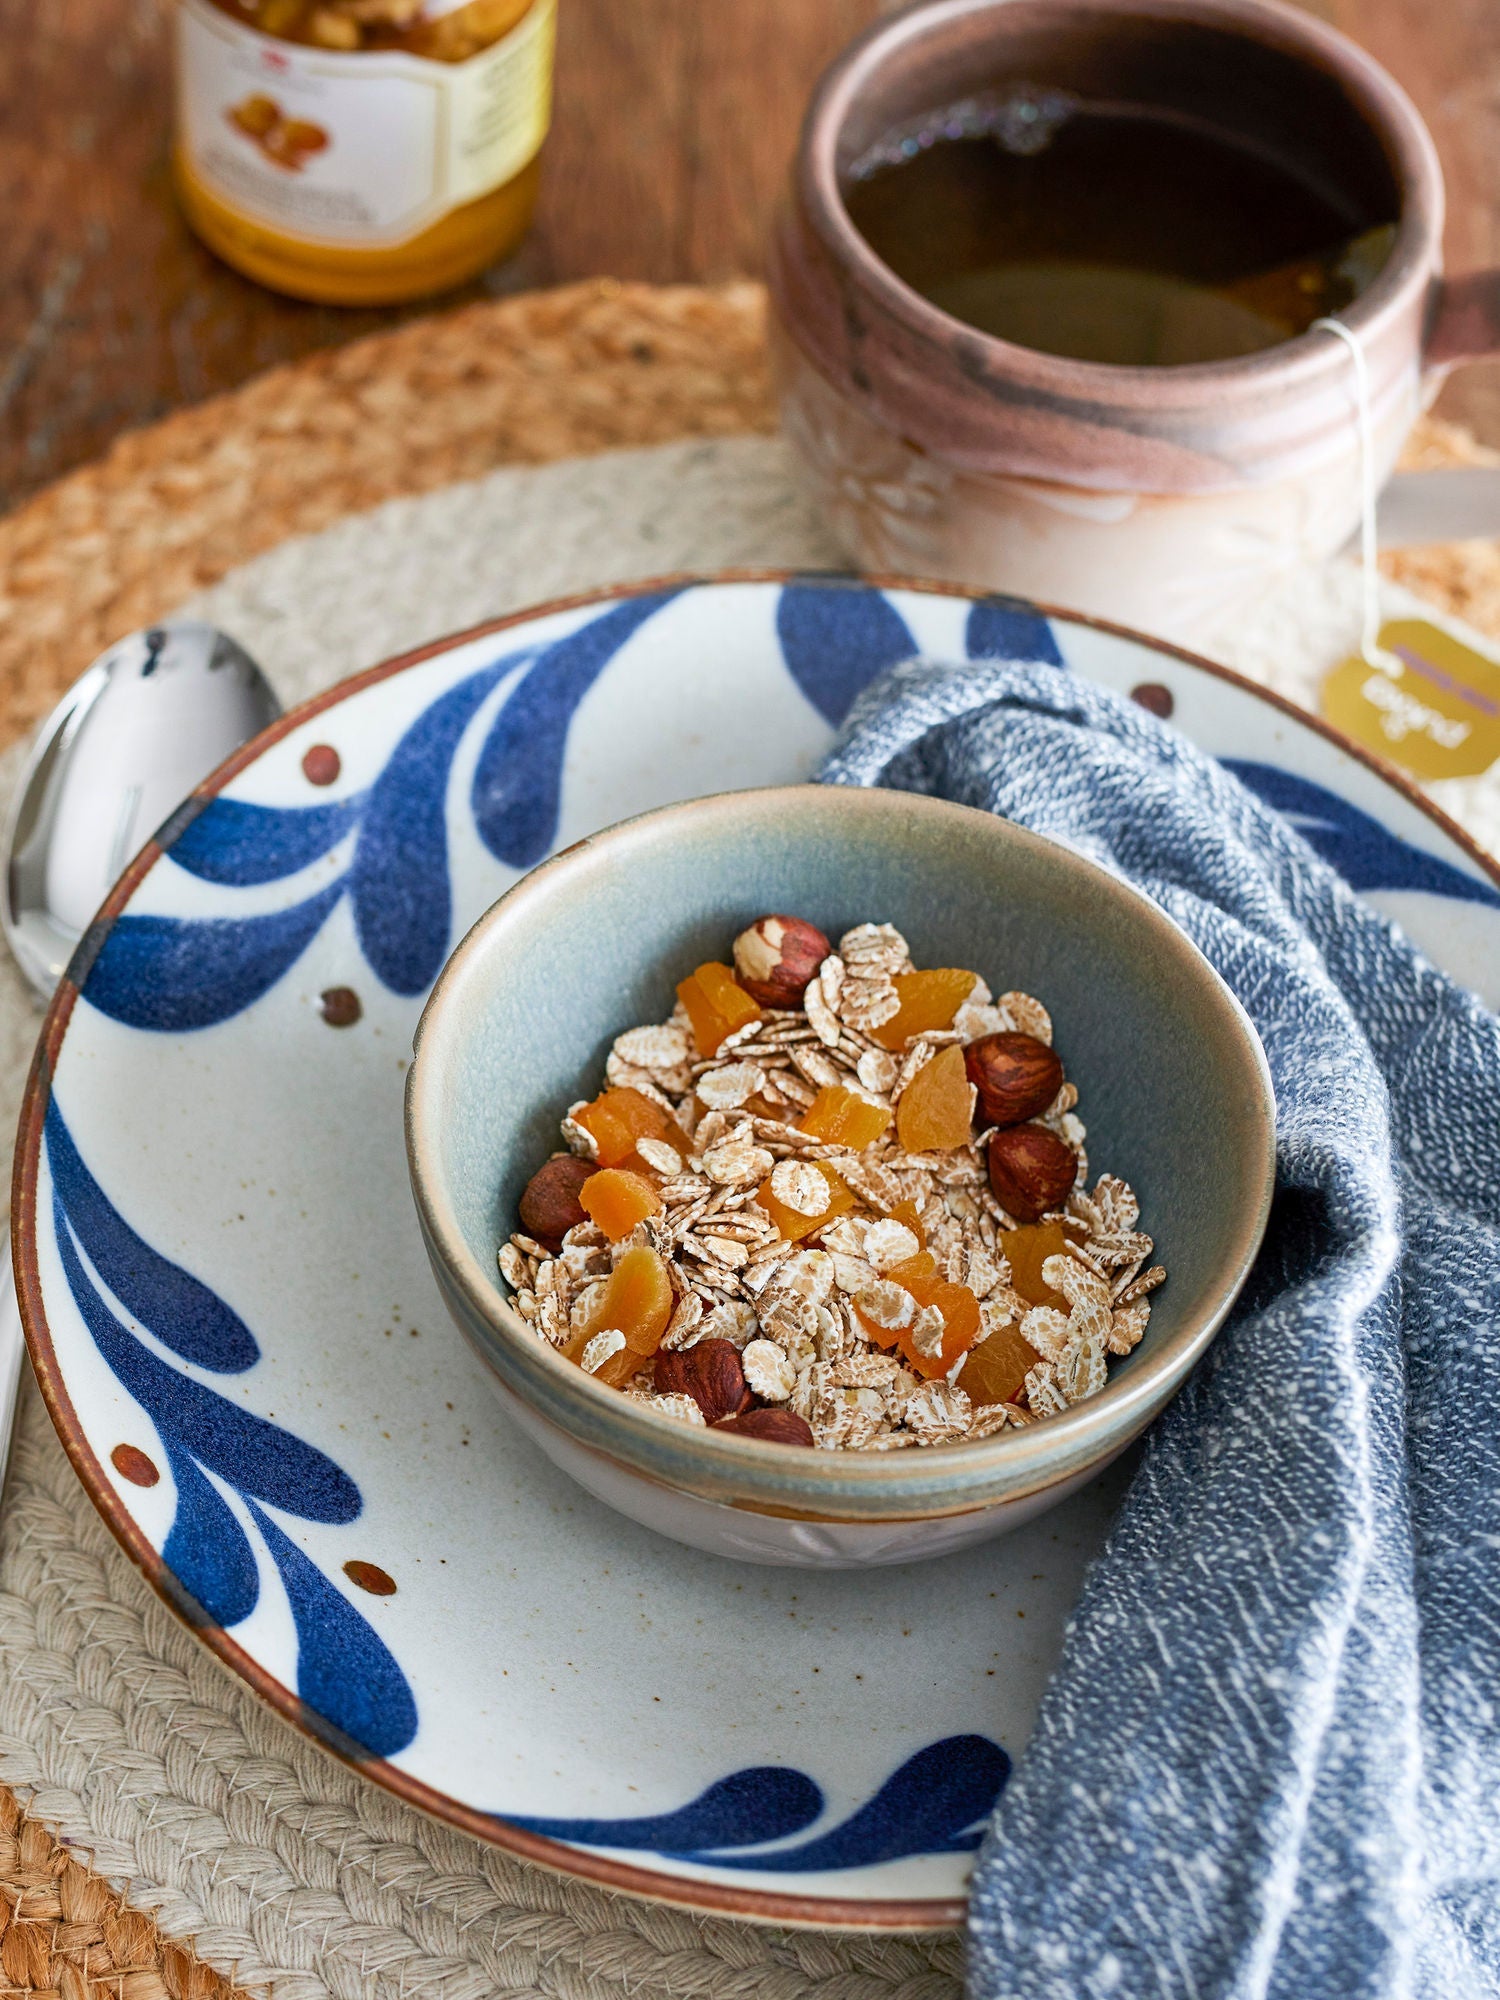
[768,0,1500,644]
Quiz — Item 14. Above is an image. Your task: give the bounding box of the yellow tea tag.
[1321,618,1500,780]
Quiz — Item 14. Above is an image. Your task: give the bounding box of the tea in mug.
[844,91,1397,366]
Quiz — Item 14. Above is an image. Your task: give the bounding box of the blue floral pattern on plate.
[510,1735,1010,1869]
[46,1100,418,1759]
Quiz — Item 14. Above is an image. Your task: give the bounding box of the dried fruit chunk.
[871,968,977,1049]
[677,962,763,1057]
[886,1250,939,1290]
[895,1278,982,1380]
[732,915,831,1007]
[653,1338,752,1423]
[573,1087,682,1169]
[889,1198,927,1248]
[756,1161,855,1242]
[960,1320,1043,1406]
[987,1124,1077,1222]
[1001,1220,1080,1309]
[518,1155,594,1249]
[896,1044,975,1152]
[798,1084,893,1150]
[579,1167,663,1242]
[964,1032,1064,1128]
[852,1278,918,1342]
[851,1248,935,1346]
[562,1245,673,1384]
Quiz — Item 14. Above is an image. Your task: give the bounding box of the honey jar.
[173,0,555,304]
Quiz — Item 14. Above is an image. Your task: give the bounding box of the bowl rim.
[406,782,1277,1517]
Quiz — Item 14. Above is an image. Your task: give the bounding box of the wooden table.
[2,0,1499,511]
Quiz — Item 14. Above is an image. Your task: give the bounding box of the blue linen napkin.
[819,657,1500,2000]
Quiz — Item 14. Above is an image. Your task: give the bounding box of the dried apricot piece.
[886,1249,938,1288]
[579,1167,662,1242]
[960,1320,1042,1406]
[756,1161,855,1242]
[1002,1220,1083,1309]
[896,1044,975,1152]
[676,974,722,1057]
[889,1198,927,1248]
[872,968,976,1049]
[677,962,763,1056]
[695,960,761,1026]
[563,1245,673,1385]
[896,1277,982,1380]
[574,1087,682,1170]
[798,1084,893,1150]
[850,1250,936,1346]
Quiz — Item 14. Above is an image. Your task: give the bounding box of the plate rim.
[13,567,1499,1933]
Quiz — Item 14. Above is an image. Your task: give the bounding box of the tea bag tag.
[1322,617,1500,779]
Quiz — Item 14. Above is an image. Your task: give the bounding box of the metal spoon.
[4,622,280,999]
[0,621,281,1478]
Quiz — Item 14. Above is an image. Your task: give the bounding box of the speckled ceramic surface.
[14,574,1500,1929]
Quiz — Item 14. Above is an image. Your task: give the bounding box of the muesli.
[499,915,1165,1449]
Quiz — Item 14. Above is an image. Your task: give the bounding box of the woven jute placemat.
[0,279,774,749]
[0,277,1497,2000]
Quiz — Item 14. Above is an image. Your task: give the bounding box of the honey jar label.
[175,0,555,246]
[1321,617,1500,781]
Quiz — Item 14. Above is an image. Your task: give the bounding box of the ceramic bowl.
[406,783,1275,1567]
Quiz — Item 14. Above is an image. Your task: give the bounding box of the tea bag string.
[1312,315,1399,674]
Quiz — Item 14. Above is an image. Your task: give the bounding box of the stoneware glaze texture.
[14,574,1500,1924]
[767,0,1497,639]
[406,785,1277,1562]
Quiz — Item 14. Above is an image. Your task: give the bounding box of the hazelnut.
[732,914,831,1008]
[518,1154,594,1249]
[653,1338,753,1425]
[986,1124,1077,1223]
[714,1406,816,1447]
[964,1032,1063,1128]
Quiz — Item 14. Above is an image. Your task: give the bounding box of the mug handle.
[1427,271,1500,367]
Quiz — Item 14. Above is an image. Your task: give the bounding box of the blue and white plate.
[15,575,1499,1928]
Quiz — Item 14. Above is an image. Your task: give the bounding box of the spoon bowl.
[3,623,280,999]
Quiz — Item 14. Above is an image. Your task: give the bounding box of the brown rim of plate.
[12,567,1499,1933]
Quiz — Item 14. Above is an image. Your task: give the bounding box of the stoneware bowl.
[405,783,1275,1568]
